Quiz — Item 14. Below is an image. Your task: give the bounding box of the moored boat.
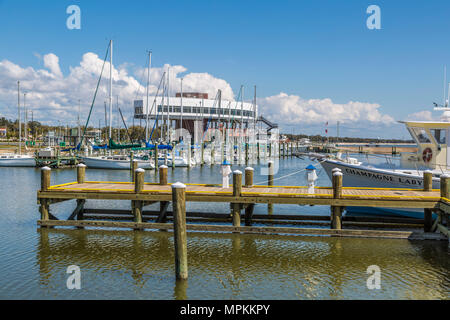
[80,155,154,170]
[314,108,450,218]
[0,153,35,167]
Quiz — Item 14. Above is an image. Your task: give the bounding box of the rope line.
[253,159,327,185]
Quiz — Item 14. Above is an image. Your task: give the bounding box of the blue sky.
[1,0,450,139]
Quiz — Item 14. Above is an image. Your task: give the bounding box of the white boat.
[0,81,36,168]
[80,155,154,170]
[0,153,35,167]
[156,154,195,167]
[314,108,450,218]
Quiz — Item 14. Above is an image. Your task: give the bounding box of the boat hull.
[80,157,154,170]
[319,159,439,219]
[0,157,35,167]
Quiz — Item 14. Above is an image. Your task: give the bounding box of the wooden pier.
[37,165,450,279]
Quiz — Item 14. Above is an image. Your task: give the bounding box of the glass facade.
[153,104,254,117]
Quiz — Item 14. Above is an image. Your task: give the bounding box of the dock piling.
[154,143,159,170]
[424,170,433,232]
[132,168,145,226]
[268,161,274,214]
[232,170,242,228]
[331,170,343,229]
[39,167,51,224]
[158,165,170,225]
[40,166,51,192]
[159,165,168,185]
[172,182,188,280]
[76,164,86,184]
[245,167,254,188]
[134,168,145,193]
[440,174,450,199]
[131,160,138,181]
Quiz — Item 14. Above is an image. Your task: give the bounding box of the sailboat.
[0,81,35,167]
[79,41,154,170]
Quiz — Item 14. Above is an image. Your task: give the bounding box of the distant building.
[0,127,6,137]
[134,93,258,141]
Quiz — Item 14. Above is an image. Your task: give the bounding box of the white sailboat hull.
[80,157,154,170]
[0,155,35,167]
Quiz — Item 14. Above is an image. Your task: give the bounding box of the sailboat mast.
[109,39,113,140]
[145,51,152,141]
[78,99,81,144]
[117,96,120,142]
[17,81,21,155]
[24,93,27,144]
[167,68,170,142]
[253,85,256,132]
[180,77,183,130]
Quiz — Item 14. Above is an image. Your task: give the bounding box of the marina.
[0,156,448,299]
[1,1,450,303]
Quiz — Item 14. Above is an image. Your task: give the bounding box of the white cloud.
[43,53,63,78]
[0,52,397,138]
[134,64,234,100]
[405,110,435,121]
[0,52,235,125]
[258,92,394,128]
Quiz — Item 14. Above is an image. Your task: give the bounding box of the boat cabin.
[399,120,450,171]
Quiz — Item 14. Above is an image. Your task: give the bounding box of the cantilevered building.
[133,92,258,140]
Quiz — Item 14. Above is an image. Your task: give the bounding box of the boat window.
[410,127,431,143]
[430,129,446,144]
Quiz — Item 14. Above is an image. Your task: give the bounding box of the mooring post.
[77,163,86,184]
[257,142,260,161]
[130,160,138,182]
[154,143,159,170]
[172,143,176,169]
[440,174,450,199]
[132,168,145,227]
[232,170,242,228]
[159,165,168,185]
[172,182,188,280]
[130,151,134,168]
[424,170,433,192]
[438,174,450,236]
[39,167,51,223]
[245,142,249,165]
[245,167,254,188]
[158,165,169,224]
[424,170,433,232]
[201,142,204,166]
[244,167,255,226]
[268,161,274,214]
[331,170,343,229]
[41,166,51,192]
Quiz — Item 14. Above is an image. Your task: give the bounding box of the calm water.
[0,156,449,299]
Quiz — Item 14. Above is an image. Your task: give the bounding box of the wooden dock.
[37,165,449,238]
[36,164,450,280]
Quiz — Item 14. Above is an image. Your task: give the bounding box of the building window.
[187,107,193,113]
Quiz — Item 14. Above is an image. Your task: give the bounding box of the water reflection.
[36,228,449,299]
